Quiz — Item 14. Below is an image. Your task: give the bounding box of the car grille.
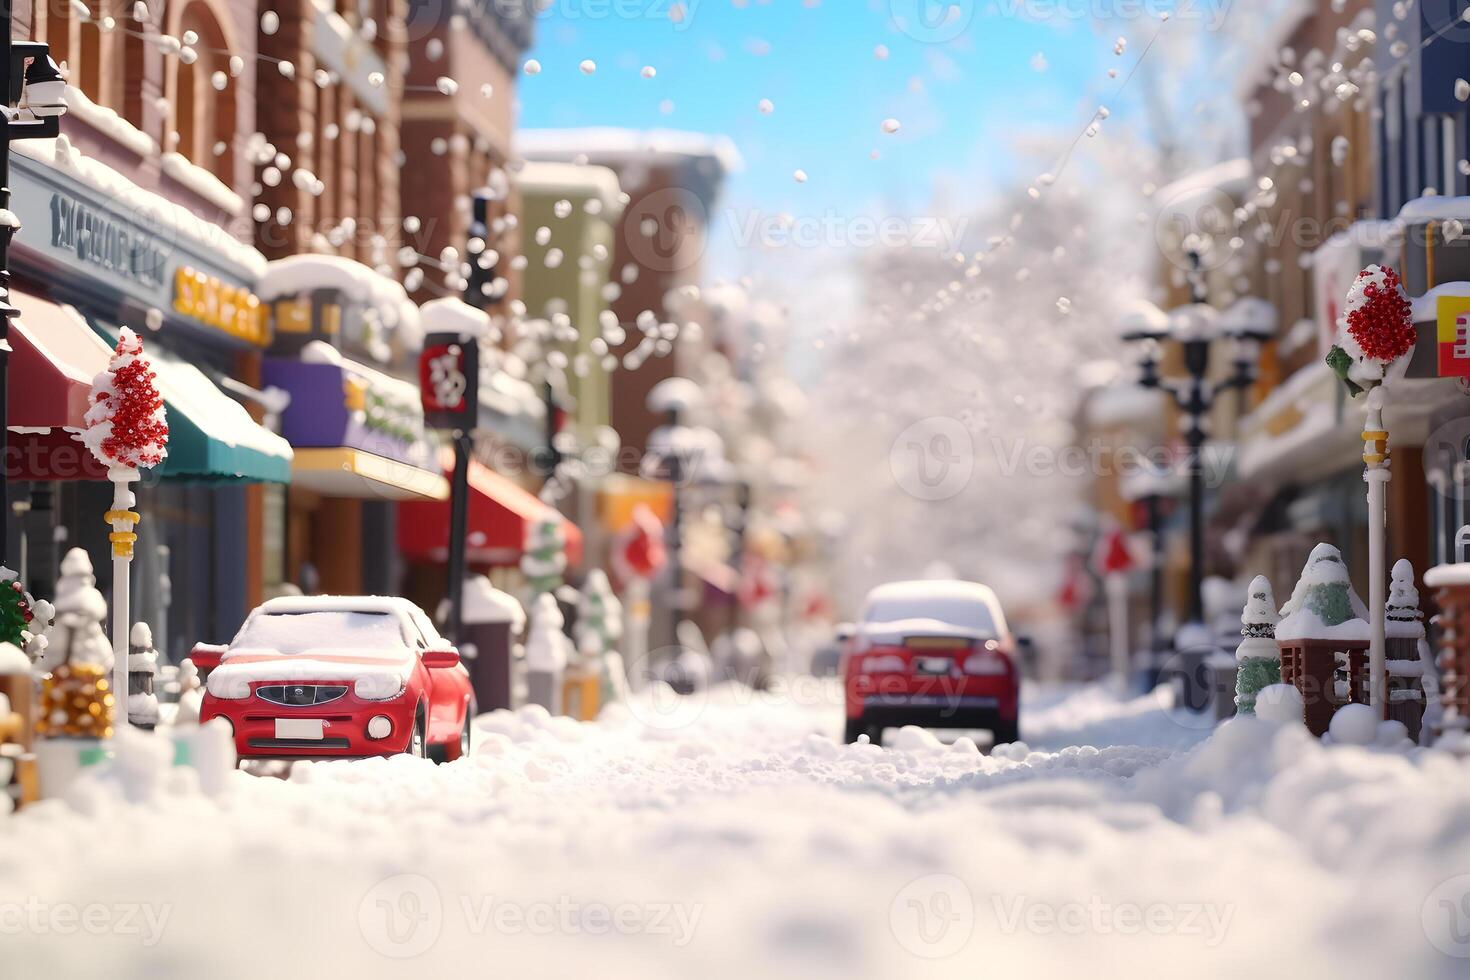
[247,738,352,751]
[254,684,349,707]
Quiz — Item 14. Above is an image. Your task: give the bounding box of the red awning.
[6,290,111,481]
[397,458,583,569]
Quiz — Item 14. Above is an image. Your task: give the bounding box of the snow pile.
[6,680,1470,979]
[524,593,572,673]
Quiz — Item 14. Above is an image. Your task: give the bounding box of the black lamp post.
[1,8,66,563]
[1122,248,1272,631]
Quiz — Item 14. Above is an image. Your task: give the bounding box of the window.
[170,1,236,182]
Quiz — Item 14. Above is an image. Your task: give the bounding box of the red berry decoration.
[81,327,170,471]
[1344,265,1415,365]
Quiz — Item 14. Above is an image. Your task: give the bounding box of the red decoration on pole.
[1094,528,1136,577]
[82,328,169,473]
[1345,265,1415,364]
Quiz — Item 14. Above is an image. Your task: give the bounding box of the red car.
[194,596,475,761]
[842,580,1019,746]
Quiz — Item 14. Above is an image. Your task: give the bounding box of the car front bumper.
[200,693,417,759]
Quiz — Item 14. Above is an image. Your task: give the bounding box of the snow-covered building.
[8,0,293,659]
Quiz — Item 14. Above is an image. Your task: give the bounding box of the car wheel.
[408,713,427,759]
[443,701,474,763]
[990,719,1020,748]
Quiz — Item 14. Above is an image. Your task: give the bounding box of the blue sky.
[516,1,1163,233]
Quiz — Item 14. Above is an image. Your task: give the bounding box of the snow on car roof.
[862,579,999,605]
[254,595,422,617]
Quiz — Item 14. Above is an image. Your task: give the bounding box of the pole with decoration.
[1326,265,1415,715]
[1094,525,1136,686]
[80,328,168,731]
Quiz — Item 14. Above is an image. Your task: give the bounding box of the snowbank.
[6,680,1470,980]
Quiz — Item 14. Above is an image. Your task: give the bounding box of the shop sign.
[173,266,270,346]
[1436,295,1470,379]
[419,335,479,430]
[49,193,168,288]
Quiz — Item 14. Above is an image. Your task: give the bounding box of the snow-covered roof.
[1219,297,1277,337]
[1154,159,1252,217]
[516,161,624,215]
[1396,195,1470,225]
[421,297,492,341]
[1425,563,1470,588]
[13,135,266,278]
[518,128,744,177]
[1410,281,1470,322]
[257,254,422,348]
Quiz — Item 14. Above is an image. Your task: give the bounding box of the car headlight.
[206,675,251,700]
[354,674,406,701]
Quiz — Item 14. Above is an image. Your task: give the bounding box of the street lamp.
[1120,264,1273,633]
[2,14,67,564]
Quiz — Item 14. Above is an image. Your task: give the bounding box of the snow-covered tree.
[524,592,572,714]
[128,622,160,730]
[575,569,623,656]
[33,549,115,739]
[1386,558,1440,743]
[81,327,169,473]
[1276,543,1370,642]
[1235,575,1280,714]
[36,549,111,674]
[521,515,566,596]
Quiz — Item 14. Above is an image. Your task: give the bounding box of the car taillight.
[861,654,907,673]
[962,650,1009,676]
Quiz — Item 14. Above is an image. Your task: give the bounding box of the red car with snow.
[194,596,475,761]
[842,580,1019,746]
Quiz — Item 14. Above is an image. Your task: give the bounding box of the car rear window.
[862,596,997,635]
[233,610,409,655]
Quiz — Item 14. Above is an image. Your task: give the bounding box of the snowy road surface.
[4,679,1470,979]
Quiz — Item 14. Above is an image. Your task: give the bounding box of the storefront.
[4,138,292,659]
[256,255,449,597]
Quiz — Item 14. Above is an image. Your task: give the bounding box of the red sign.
[419,335,479,429]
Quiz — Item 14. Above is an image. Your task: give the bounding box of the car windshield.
[232,610,408,656]
[863,596,997,636]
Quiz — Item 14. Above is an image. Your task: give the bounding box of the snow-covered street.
[5,680,1470,979]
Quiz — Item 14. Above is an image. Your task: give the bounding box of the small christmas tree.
[1276,543,1370,641]
[81,327,169,473]
[575,569,624,657]
[128,621,160,730]
[524,592,572,714]
[1326,265,1415,396]
[33,549,116,739]
[1235,575,1280,714]
[521,514,567,596]
[1387,558,1440,742]
[577,569,628,707]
